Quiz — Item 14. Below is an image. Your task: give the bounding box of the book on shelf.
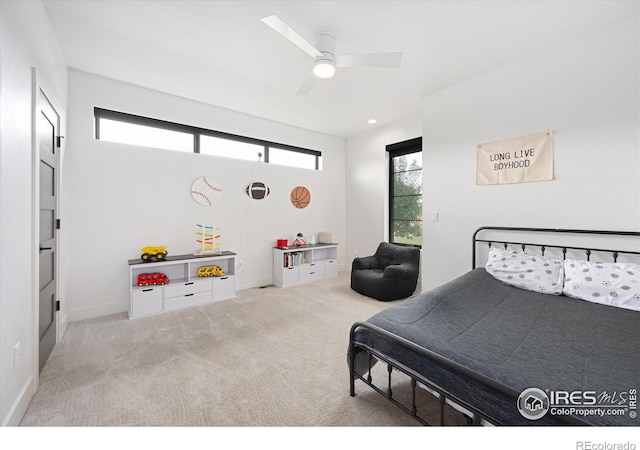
[283,251,305,268]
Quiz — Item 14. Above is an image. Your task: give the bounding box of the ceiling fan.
[261,15,403,95]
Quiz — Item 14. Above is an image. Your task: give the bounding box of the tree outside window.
[388,138,422,247]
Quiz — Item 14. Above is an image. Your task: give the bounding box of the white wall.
[421,16,640,290]
[343,17,639,296]
[64,70,346,321]
[345,116,422,263]
[0,0,67,426]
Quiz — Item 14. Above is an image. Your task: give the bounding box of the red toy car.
[137,272,170,286]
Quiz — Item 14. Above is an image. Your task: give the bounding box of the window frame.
[387,137,423,249]
[94,107,322,170]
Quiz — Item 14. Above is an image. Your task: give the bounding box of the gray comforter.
[351,268,640,426]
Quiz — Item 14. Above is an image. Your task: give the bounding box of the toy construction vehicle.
[197,265,225,277]
[140,246,168,262]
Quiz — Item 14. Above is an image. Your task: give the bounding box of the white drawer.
[212,275,235,301]
[299,263,324,284]
[163,279,212,298]
[131,287,163,318]
[299,262,324,276]
[324,259,338,278]
[164,291,212,311]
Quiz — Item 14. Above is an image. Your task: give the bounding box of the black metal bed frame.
[348,226,640,426]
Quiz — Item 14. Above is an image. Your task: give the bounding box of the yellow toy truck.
[197,265,225,277]
[140,246,168,262]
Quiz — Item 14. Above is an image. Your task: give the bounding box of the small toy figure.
[292,232,306,247]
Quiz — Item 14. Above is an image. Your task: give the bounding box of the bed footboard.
[349,321,502,426]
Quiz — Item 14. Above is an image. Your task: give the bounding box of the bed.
[348,227,640,426]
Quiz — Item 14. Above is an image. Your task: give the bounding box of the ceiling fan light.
[313,61,336,79]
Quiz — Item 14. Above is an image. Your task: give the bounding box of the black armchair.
[350,242,420,301]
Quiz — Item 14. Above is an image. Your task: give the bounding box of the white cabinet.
[280,266,299,288]
[273,244,338,287]
[128,251,236,319]
[325,258,338,278]
[212,275,235,301]
[131,287,163,318]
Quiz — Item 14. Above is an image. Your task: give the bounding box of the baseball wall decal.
[191,176,223,206]
[246,181,270,200]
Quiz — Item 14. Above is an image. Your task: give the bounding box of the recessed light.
[368,119,377,124]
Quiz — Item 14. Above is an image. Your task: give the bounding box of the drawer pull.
[219,276,228,280]
[185,282,194,285]
[310,272,315,275]
[185,293,194,297]
[310,263,315,266]
[142,288,153,292]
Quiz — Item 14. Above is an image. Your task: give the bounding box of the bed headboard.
[472,226,640,269]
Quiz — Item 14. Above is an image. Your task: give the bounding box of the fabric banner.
[476,131,553,185]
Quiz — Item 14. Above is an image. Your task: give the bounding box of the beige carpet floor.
[20,272,466,427]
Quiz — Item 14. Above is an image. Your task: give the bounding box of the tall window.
[388,138,422,247]
[94,107,322,170]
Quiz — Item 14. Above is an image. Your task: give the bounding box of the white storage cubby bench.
[273,244,338,287]
[128,251,236,319]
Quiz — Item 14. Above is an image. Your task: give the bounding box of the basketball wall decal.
[246,181,270,200]
[290,186,311,209]
[191,176,223,206]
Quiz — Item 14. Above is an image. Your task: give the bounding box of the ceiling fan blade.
[261,15,322,58]
[336,52,403,68]
[296,72,317,96]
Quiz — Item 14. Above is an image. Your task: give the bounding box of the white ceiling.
[42,0,639,138]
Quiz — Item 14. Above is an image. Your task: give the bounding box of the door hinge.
[56,219,61,230]
[55,300,60,311]
[56,136,64,148]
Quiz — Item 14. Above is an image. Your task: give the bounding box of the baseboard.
[68,301,128,322]
[67,273,319,322]
[2,374,36,426]
[58,310,69,342]
[236,275,274,291]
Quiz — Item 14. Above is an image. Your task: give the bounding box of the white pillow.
[485,247,564,295]
[563,259,640,312]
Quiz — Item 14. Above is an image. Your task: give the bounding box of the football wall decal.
[246,181,270,199]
